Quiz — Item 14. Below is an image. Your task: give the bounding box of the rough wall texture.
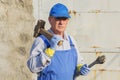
[0,0,35,80]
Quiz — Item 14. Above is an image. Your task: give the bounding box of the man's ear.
[48,16,52,25]
[48,16,51,22]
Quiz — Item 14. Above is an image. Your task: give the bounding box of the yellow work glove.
[45,48,55,57]
[45,35,62,57]
[77,64,83,72]
[77,64,90,76]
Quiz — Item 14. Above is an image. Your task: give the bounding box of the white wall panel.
[33,0,120,80]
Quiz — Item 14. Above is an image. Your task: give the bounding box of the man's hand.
[45,35,62,57]
[49,35,62,50]
[80,64,90,76]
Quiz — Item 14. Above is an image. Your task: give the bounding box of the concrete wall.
[0,0,35,80]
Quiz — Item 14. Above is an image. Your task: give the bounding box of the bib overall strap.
[39,35,50,48]
[68,36,75,47]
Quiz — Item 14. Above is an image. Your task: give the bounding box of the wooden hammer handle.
[40,28,53,40]
[40,29,63,46]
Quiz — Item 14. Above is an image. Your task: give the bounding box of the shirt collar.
[48,29,69,41]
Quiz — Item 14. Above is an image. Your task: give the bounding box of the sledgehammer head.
[33,19,63,46]
[33,20,45,38]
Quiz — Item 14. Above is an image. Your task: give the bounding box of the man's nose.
[58,20,63,25]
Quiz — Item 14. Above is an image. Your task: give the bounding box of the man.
[27,3,90,80]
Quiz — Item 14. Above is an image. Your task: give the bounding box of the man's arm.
[27,37,51,73]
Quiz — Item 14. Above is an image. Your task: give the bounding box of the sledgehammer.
[88,55,105,68]
[33,19,63,46]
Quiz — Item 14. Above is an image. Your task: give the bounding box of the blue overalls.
[38,35,78,80]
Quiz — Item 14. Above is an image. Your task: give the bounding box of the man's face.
[49,16,69,34]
